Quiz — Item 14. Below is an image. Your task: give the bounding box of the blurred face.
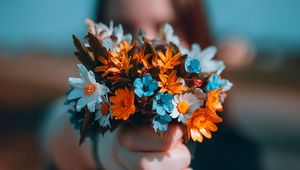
[106,0,175,39]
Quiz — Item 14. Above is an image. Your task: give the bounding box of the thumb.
[98,128,126,170]
[119,124,183,152]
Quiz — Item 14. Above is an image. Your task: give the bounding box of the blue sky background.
[0,0,299,55]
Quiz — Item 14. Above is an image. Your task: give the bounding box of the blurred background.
[0,0,299,170]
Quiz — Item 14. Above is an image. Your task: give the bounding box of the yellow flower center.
[101,102,110,116]
[177,101,190,114]
[84,84,96,95]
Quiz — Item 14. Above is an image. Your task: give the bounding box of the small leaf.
[86,33,109,67]
[72,35,95,71]
[127,41,137,56]
[169,42,180,54]
[79,108,92,145]
[144,40,156,55]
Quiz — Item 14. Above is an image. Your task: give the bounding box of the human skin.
[45,99,191,169]
[99,125,191,170]
[106,0,175,39]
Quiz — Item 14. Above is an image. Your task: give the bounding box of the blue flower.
[184,57,201,73]
[206,74,233,92]
[152,114,172,133]
[153,93,174,115]
[134,75,158,97]
[67,64,110,112]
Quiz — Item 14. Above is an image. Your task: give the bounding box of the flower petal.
[76,96,88,112]
[156,106,166,115]
[170,110,180,118]
[199,46,217,61]
[144,90,154,97]
[152,100,158,110]
[133,78,143,88]
[134,88,144,98]
[149,81,158,91]
[202,60,225,73]
[88,70,96,84]
[87,100,96,112]
[191,129,203,142]
[77,64,89,80]
[99,114,111,127]
[67,89,84,100]
[163,103,173,113]
[200,128,212,139]
[96,84,110,97]
[123,34,132,43]
[190,43,201,58]
[222,79,233,92]
[68,77,84,88]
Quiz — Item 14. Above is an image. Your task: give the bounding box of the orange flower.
[95,41,133,76]
[110,88,136,120]
[115,41,133,54]
[206,88,223,113]
[95,55,111,77]
[110,42,134,74]
[186,108,222,142]
[154,47,181,74]
[158,70,188,95]
[133,46,151,69]
[110,53,133,75]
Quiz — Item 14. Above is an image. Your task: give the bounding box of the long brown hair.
[96,0,212,48]
[171,0,212,48]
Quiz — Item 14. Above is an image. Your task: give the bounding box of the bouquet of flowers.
[66,19,232,144]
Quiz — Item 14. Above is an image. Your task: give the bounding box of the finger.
[119,124,183,152]
[98,128,126,170]
[116,141,191,170]
[48,111,97,170]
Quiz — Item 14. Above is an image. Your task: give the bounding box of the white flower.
[95,96,112,127]
[85,19,132,50]
[171,93,200,123]
[67,64,110,112]
[222,80,233,92]
[188,43,225,74]
[180,47,189,55]
[85,19,114,41]
[114,25,132,43]
[102,24,132,50]
[163,23,180,46]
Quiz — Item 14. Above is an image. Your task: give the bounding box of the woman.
[43,0,259,169]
